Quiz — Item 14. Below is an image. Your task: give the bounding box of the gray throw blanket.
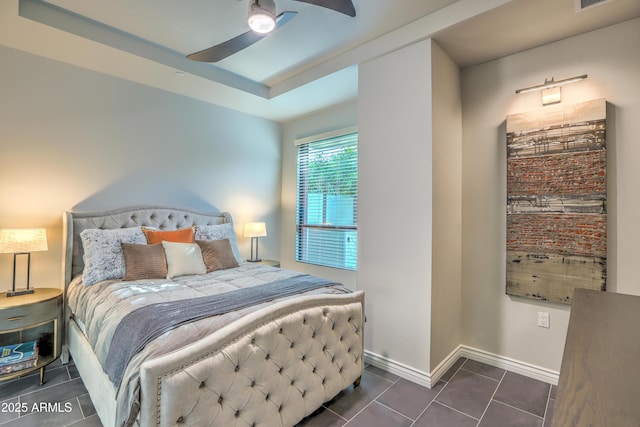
[104,274,342,390]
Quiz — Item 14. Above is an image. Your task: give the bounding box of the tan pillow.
[142,226,194,244]
[121,243,167,280]
[196,239,240,273]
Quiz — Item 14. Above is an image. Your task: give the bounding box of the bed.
[61,205,364,427]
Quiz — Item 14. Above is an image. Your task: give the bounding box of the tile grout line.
[459,367,503,383]
[491,399,544,420]
[430,401,481,422]
[342,373,398,425]
[475,367,507,426]
[409,360,469,426]
[374,401,418,423]
[542,383,553,425]
[77,395,85,419]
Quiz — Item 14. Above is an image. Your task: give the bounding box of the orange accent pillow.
[142,226,194,244]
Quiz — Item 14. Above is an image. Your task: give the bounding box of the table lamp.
[243,222,267,262]
[0,228,48,297]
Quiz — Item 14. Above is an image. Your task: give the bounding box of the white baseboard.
[364,345,559,389]
[459,346,559,385]
[364,350,432,388]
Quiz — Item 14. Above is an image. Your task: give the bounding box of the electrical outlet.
[538,311,550,328]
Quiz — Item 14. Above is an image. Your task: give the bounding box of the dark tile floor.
[0,357,556,426]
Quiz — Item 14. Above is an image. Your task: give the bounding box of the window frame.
[295,127,358,270]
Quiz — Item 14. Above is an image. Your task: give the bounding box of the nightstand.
[0,288,63,384]
[256,259,280,267]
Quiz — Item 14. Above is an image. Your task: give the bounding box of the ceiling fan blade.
[187,11,297,63]
[294,0,356,17]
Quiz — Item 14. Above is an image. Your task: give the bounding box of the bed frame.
[62,205,364,427]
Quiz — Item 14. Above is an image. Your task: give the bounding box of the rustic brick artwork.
[506,99,606,304]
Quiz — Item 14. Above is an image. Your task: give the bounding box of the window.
[296,128,358,270]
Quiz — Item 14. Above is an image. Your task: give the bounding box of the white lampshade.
[0,228,48,254]
[243,222,267,238]
[248,0,276,34]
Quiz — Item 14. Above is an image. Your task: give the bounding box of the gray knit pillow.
[194,224,243,264]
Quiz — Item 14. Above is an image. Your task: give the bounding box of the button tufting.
[235,410,240,418]
[265,353,270,360]
[278,405,283,412]
[250,380,256,387]
[290,342,295,348]
[265,393,270,401]
[199,381,206,389]
[279,328,283,334]
[302,390,306,397]
[278,367,284,373]
[218,396,223,404]
[234,365,240,372]
[177,416,184,424]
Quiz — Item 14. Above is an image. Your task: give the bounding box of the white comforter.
[66,263,348,426]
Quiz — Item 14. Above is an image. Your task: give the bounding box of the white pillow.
[194,224,243,264]
[162,241,206,279]
[80,227,147,285]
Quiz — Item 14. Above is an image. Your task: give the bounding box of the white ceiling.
[1,0,639,121]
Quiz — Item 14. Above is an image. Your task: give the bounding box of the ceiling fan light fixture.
[248,0,276,34]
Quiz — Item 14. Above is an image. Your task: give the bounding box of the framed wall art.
[506,99,607,304]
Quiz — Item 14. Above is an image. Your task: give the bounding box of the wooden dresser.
[552,288,640,427]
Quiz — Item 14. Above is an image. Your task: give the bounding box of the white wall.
[358,40,434,373]
[280,101,358,290]
[430,41,462,370]
[0,45,282,291]
[461,17,640,372]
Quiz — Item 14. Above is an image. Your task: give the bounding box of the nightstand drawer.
[0,298,60,330]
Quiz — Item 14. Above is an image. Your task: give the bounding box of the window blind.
[296,130,358,270]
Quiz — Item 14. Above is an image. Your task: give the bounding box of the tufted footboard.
[138,291,365,427]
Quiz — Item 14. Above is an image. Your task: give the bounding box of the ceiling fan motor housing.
[248,0,277,34]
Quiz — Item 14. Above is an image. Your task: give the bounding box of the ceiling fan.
[187,0,356,63]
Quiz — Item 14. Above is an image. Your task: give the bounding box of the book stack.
[0,341,38,375]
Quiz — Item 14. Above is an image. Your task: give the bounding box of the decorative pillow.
[194,224,243,264]
[142,226,194,244]
[162,241,206,279]
[80,227,147,285]
[196,239,240,273]
[121,243,167,281]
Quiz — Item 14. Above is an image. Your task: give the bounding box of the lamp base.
[7,288,35,297]
[246,258,262,263]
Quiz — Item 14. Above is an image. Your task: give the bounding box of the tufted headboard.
[62,205,232,286]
